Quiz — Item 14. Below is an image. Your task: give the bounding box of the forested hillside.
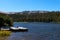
[8,11,60,22]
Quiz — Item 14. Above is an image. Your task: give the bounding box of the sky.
[0,0,60,12]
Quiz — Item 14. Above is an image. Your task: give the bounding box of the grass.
[0,30,11,37]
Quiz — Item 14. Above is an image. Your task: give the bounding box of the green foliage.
[0,13,13,27]
[0,31,11,37]
[5,17,13,26]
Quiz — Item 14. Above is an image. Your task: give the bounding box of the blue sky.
[0,0,60,12]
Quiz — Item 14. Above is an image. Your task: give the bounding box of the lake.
[3,22,60,40]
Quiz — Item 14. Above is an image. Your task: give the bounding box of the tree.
[0,18,4,30]
[5,17,13,26]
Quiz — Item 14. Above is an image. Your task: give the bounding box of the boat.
[10,27,28,32]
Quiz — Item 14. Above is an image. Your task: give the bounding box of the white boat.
[10,27,28,31]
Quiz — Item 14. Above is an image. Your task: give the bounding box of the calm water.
[7,22,60,40]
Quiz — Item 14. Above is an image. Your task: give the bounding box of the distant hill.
[8,11,49,14]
